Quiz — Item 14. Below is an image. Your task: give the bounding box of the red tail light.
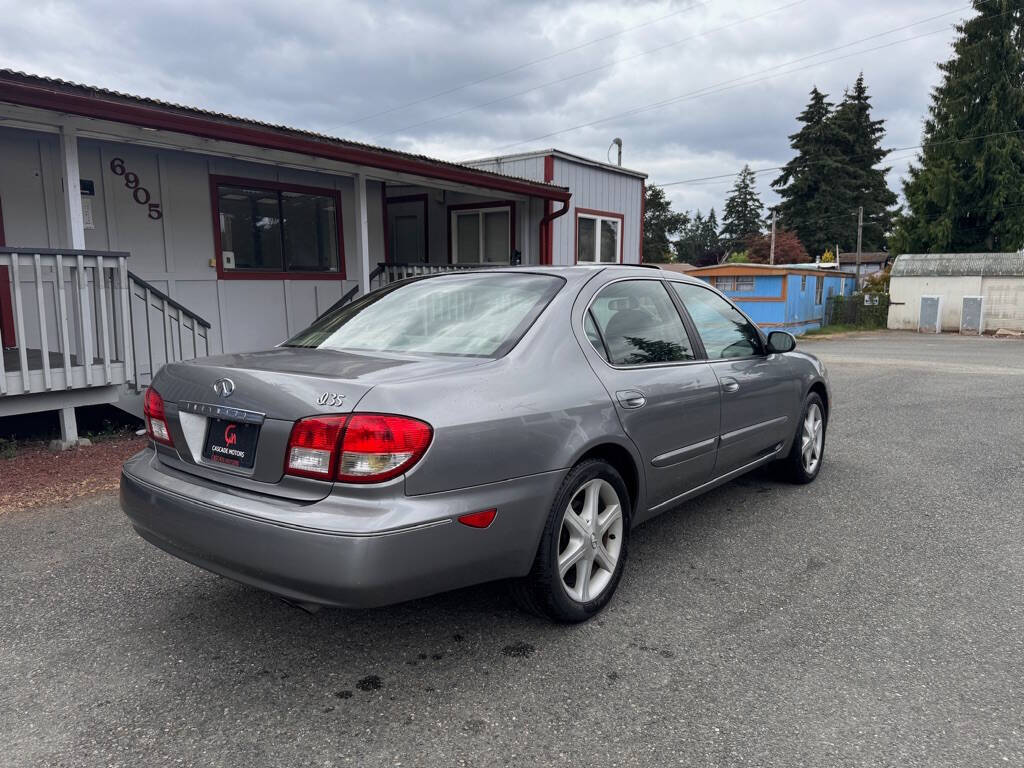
[337,414,433,483]
[284,416,347,479]
[284,414,432,483]
[144,387,173,446]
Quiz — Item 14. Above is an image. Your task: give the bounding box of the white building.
[0,70,645,443]
[888,252,1024,333]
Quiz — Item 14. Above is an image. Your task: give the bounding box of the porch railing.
[0,247,212,401]
[0,248,133,397]
[372,261,490,290]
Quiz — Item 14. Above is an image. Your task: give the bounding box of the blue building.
[687,264,854,335]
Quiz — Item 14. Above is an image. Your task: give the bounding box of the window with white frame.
[577,213,621,263]
[735,276,755,292]
[450,206,511,263]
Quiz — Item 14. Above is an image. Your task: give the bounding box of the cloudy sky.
[0,0,966,217]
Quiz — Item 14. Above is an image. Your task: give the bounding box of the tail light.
[284,414,432,483]
[144,387,173,446]
[284,416,347,479]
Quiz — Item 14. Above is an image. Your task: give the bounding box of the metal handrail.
[127,271,211,328]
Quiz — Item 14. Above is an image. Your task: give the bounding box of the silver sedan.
[121,266,830,622]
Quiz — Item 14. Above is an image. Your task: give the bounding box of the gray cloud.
[0,0,960,221]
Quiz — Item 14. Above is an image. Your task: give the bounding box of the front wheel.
[777,392,826,484]
[511,459,630,623]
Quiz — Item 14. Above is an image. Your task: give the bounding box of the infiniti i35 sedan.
[121,265,829,622]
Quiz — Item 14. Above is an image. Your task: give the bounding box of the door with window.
[580,278,721,510]
[386,197,427,263]
[450,204,512,264]
[669,281,798,476]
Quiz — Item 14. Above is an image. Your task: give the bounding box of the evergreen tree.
[892,0,1024,253]
[772,87,857,257]
[720,165,765,252]
[704,208,725,264]
[642,185,689,262]
[833,74,897,251]
[672,209,723,266]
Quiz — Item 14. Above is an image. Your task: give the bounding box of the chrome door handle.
[721,377,740,393]
[616,390,647,409]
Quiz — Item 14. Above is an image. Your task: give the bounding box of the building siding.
[1,126,366,355]
[469,153,643,266]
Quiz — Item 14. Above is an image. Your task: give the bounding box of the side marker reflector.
[457,509,497,529]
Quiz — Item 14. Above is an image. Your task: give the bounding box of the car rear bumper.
[120,449,563,608]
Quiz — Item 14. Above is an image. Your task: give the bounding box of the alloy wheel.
[801,403,824,474]
[557,478,624,603]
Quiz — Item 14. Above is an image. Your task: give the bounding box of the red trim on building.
[380,183,389,264]
[573,208,625,264]
[639,180,646,263]
[0,194,14,347]
[209,174,347,281]
[0,75,570,204]
[542,155,555,265]
[383,193,429,264]
[445,200,516,264]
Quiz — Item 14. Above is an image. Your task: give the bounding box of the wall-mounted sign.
[109,157,163,220]
[80,179,95,196]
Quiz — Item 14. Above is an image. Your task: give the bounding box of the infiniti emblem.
[212,378,235,398]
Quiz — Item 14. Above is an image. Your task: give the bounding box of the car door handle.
[616,390,647,409]
[720,377,740,393]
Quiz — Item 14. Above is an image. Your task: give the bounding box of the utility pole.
[855,206,864,290]
[769,209,777,265]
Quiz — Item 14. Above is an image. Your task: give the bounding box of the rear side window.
[670,282,763,359]
[285,273,563,358]
[588,280,695,366]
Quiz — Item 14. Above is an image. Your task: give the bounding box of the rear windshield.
[284,273,564,358]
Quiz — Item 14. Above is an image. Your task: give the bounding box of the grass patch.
[800,324,867,337]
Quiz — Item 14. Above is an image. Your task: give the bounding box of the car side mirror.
[766,330,796,354]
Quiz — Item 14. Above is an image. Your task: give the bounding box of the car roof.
[430,264,708,287]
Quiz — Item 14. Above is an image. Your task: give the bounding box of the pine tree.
[704,208,725,264]
[672,209,723,266]
[832,74,897,251]
[720,165,765,252]
[892,0,1024,253]
[772,87,857,258]
[642,185,689,262]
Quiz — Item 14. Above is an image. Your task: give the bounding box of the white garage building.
[888,252,1024,333]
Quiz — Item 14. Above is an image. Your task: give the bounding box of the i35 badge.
[212,378,235,398]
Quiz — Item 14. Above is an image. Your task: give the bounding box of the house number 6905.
[109,157,163,220]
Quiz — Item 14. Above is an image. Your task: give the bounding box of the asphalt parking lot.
[2,331,1022,767]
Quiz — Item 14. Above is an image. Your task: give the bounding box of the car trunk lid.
[150,347,483,499]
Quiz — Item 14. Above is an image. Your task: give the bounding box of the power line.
[653,127,1024,188]
[477,5,975,157]
[332,0,711,131]
[373,0,810,140]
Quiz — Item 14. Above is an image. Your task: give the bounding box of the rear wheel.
[511,459,630,623]
[778,392,826,484]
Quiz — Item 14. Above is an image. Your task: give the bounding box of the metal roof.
[0,69,570,199]
[466,148,648,180]
[891,252,1024,277]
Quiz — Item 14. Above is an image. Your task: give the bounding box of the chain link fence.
[824,293,890,328]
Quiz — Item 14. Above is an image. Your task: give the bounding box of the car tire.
[778,392,827,484]
[511,459,631,623]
